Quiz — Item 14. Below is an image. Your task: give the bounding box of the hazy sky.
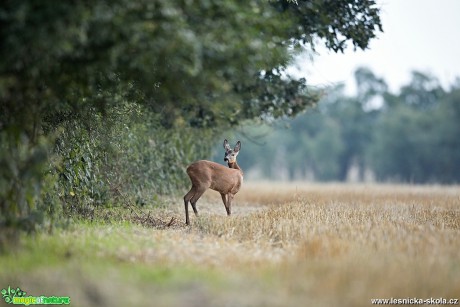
[289,0,460,95]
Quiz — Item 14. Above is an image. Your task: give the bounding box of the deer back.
[187,160,243,194]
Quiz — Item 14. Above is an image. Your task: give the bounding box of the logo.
[1,286,70,305]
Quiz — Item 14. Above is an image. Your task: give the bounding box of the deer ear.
[234,141,241,152]
[223,139,231,151]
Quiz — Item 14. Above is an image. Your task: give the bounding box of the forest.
[231,67,460,183]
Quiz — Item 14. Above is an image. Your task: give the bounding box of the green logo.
[1,286,70,305]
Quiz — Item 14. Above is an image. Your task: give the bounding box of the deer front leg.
[220,193,230,215]
[226,194,234,216]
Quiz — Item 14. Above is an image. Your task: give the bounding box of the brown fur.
[183,140,243,225]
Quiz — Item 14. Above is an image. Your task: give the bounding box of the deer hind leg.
[190,201,199,216]
[190,186,206,216]
[184,186,196,225]
[220,193,230,216]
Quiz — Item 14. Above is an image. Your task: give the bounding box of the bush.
[0,130,59,252]
[0,101,216,251]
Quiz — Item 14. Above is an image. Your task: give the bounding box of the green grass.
[0,222,230,306]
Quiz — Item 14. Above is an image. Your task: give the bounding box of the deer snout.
[224,156,235,163]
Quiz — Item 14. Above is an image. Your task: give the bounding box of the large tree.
[1,0,382,132]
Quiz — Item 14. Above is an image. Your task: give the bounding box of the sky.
[288,0,460,95]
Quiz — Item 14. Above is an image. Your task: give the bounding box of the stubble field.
[1,182,459,306]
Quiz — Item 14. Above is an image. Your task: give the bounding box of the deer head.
[223,139,241,164]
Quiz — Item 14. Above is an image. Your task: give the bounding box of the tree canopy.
[1,0,382,132]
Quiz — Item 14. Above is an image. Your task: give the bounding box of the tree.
[276,0,383,52]
[0,0,383,238]
[433,87,460,182]
[398,71,445,110]
[369,72,460,183]
[1,0,383,133]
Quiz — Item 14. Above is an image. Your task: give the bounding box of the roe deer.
[183,139,243,225]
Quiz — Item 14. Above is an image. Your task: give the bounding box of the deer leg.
[226,194,234,216]
[191,202,198,216]
[184,187,196,225]
[184,199,189,226]
[220,193,230,215]
[190,187,206,217]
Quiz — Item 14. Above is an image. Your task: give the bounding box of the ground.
[1,183,459,306]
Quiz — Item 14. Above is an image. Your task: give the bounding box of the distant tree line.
[233,68,460,183]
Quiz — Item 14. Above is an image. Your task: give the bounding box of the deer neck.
[228,161,243,174]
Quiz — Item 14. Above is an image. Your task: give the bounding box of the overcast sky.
[288,0,460,95]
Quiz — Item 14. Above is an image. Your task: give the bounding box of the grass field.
[1,183,459,306]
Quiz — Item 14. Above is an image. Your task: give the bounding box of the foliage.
[277,0,383,52]
[0,130,57,235]
[53,103,216,218]
[1,0,381,133]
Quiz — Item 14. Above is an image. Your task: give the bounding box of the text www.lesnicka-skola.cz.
[371,297,459,305]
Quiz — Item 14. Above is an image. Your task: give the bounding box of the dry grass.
[1,182,459,306]
[152,182,460,305]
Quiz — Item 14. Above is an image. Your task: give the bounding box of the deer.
[183,139,243,225]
